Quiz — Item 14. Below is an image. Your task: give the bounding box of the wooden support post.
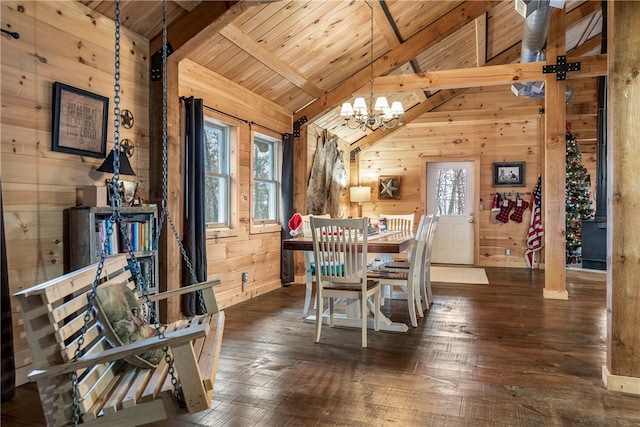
[292,124,308,282]
[150,58,183,323]
[543,7,568,299]
[603,0,640,396]
[350,151,361,218]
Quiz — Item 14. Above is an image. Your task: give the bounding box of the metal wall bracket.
[150,43,174,82]
[542,55,580,81]
[293,116,308,137]
[350,146,361,163]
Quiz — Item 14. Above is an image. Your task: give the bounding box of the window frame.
[202,113,238,238]
[250,130,282,233]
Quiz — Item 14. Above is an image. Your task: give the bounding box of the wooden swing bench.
[14,254,225,426]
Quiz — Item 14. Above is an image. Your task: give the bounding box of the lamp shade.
[96,149,136,176]
[349,186,371,203]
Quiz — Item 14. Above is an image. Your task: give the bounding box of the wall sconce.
[96,145,138,204]
[349,186,371,217]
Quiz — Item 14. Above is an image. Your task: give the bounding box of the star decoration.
[380,179,398,197]
[120,109,134,129]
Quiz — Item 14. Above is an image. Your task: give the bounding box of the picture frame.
[52,82,109,158]
[492,162,526,187]
[378,175,401,199]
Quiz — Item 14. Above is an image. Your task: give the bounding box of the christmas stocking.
[490,193,502,224]
[509,197,529,223]
[495,198,515,223]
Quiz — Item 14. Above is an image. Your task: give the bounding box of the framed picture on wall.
[51,82,109,158]
[379,176,401,199]
[492,162,526,187]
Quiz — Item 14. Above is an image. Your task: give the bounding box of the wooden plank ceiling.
[80,0,603,145]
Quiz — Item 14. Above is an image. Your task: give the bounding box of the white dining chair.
[381,215,434,315]
[300,214,331,318]
[379,213,415,233]
[368,215,429,327]
[376,213,416,279]
[310,216,381,347]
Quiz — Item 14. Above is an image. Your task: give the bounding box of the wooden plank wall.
[178,59,291,309]
[355,80,599,268]
[1,1,150,385]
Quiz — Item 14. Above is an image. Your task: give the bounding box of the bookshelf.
[69,206,159,320]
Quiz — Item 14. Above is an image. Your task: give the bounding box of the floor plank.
[2,267,639,426]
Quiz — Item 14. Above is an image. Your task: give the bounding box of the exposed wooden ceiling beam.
[149,1,264,61]
[374,0,401,49]
[358,54,606,93]
[219,24,324,98]
[570,35,602,56]
[411,106,542,126]
[172,1,200,13]
[294,0,491,123]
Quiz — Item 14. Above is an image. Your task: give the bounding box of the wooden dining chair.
[381,215,440,317]
[300,214,331,318]
[379,213,415,232]
[377,213,415,271]
[368,215,430,327]
[310,216,381,347]
[422,215,439,308]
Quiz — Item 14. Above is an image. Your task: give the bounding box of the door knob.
[468,211,474,223]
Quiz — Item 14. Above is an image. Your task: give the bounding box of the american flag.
[525,176,544,268]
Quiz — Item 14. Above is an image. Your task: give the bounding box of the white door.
[426,161,474,264]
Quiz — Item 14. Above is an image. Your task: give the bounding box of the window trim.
[250,130,282,234]
[202,113,238,239]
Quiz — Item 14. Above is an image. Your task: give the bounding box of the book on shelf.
[94,218,154,255]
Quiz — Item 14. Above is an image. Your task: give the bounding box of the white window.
[204,118,230,228]
[252,132,280,224]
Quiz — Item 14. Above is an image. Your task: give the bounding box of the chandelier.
[340,1,404,131]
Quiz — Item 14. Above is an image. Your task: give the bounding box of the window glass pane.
[253,181,277,221]
[253,139,274,180]
[205,175,226,224]
[204,124,227,174]
[435,168,466,216]
[203,119,230,227]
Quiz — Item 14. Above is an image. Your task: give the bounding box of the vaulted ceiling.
[80,0,604,144]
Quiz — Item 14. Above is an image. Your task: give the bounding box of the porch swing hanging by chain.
[69,0,207,423]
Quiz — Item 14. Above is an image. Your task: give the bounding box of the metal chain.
[71,1,181,422]
[152,0,207,317]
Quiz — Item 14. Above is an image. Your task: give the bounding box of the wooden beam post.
[543,7,568,299]
[603,0,640,395]
[149,58,183,323]
[292,124,308,282]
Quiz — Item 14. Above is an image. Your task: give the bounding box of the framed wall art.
[379,176,401,199]
[492,162,526,187]
[51,82,109,158]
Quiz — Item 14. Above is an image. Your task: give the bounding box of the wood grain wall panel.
[179,59,291,310]
[1,1,150,385]
[357,111,541,268]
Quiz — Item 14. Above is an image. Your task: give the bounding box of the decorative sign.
[51,82,108,158]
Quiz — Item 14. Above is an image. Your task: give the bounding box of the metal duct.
[511,0,572,102]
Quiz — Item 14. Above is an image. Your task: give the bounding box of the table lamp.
[349,186,371,217]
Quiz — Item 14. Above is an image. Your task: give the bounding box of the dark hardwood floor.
[2,267,639,426]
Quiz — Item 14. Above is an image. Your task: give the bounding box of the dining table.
[283,229,416,333]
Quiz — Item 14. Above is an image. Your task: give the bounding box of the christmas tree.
[565,125,594,264]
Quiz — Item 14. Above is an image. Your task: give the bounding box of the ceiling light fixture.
[340,1,404,131]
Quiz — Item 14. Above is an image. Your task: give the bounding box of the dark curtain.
[1,179,15,402]
[181,97,207,316]
[280,133,295,284]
